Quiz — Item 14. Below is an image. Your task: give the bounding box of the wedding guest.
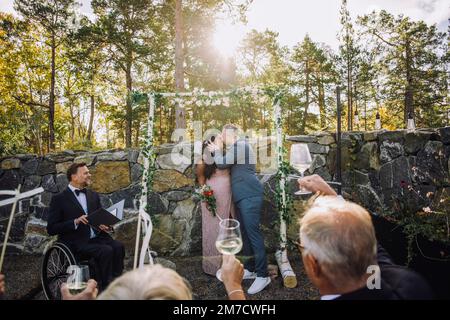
[97,265,192,300]
[62,260,246,300]
[47,162,125,290]
[221,255,246,300]
[297,175,433,300]
[61,279,98,300]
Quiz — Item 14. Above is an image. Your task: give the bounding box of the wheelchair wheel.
[41,242,76,300]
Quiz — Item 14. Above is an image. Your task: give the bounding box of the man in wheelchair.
[47,162,125,291]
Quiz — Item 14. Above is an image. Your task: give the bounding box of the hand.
[221,255,244,292]
[298,174,337,197]
[0,274,5,296]
[99,224,112,233]
[75,215,89,226]
[207,141,219,153]
[61,279,98,300]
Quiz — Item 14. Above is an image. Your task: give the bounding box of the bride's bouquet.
[195,185,217,216]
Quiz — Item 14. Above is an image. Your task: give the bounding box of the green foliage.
[358,10,449,128]
[386,186,450,265]
[0,3,448,157]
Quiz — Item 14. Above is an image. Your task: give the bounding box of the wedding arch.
[133,86,297,288]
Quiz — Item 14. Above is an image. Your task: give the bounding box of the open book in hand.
[87,200,125,230]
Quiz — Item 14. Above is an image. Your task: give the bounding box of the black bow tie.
[75,188,87,196]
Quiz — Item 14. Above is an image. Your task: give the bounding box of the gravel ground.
[171,250,319,300]
[2,249,319,300]
[2,254,42,300]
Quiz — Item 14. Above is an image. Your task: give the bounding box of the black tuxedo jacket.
[335,245,434,300]
[47,187,105,251]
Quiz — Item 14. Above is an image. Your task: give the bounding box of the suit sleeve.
[214,143,237,169]
[46,195,76,236]
[377,243,395,267]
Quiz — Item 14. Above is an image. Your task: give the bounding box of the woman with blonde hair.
[62,257,246,300]
[97,264,192,300]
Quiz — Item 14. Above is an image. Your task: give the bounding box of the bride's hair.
[201,138,217,180]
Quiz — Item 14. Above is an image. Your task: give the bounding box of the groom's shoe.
[247,277,271,295]
[243,269,257,280]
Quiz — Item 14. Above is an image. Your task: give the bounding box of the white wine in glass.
[215,219,243,255]
[66,265,89,295]
[290,143,313,195]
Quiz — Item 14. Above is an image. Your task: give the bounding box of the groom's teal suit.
[214,139,268,277]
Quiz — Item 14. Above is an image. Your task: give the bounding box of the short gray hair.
[97,264,192,300]
[223,123,240,134]
[299,197,377,288]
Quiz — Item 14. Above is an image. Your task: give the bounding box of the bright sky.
[2,0,449,55]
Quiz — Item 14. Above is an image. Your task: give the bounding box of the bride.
[195,135,235,276]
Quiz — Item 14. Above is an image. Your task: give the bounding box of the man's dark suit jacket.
[47,187,103,251]
[335,245,434,300]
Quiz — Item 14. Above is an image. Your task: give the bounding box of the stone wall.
[0,127,449,259]
[287,127,450,217]
[0,146,203,258]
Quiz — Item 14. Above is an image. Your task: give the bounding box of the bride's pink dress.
[201,168,235,276]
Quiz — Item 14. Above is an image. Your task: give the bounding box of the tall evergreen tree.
[14,0,78,151]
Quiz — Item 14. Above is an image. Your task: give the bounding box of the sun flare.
[212,20,245,58]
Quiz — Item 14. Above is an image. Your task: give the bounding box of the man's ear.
[304,254,321,280]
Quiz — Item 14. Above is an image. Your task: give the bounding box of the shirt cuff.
[74,220,79,230]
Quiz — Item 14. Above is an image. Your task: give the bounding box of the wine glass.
[216,219,243,255]
[215,219,243,282]
[66,265,89,295]
[290,143,313,195]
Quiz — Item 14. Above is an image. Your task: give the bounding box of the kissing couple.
[195,124,271,295]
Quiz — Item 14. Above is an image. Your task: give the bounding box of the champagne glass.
[290,143,313,195]
[66,265,89,295]
[215,219,243,282]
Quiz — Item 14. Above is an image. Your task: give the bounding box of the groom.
[208,124,270,294]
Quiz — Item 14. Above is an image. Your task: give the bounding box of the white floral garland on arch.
[133,87,297,288]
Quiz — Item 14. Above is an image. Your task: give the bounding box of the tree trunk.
[125,63,133,148]
[134,118,140,147]
[354,82,358,130]
[69,104,75,144]
[301,61,310,134]
[364,100,367,131]
[347,64,353,131]
[174,0,186,129]
[87,94,95,143]
[319,81,326,129]
[404,38,413,127]
[49,33,56,150]
[106,119,110,148]
[159,105,163,144]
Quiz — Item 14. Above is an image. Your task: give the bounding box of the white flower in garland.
[223,96,230,108]
[258,95,267,104]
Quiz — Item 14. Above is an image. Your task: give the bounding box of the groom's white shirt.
[321,294,341,300]
[69,183,96,238]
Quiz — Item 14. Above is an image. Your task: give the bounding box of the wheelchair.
[41,241,99,300]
